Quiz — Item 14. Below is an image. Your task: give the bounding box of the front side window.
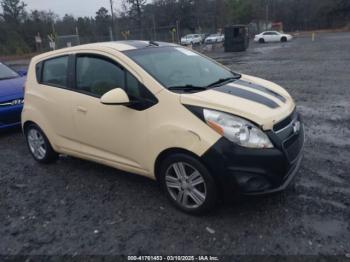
[124,47,237,90]
[0,62,19,80]
[42,56,69,87]
[125,71,156,102]
[76,55,125,97]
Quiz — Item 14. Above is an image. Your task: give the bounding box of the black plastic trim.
[35,62,42,83]
[273,108,297,132]
[200,128,304,196]
[183,105,205,121]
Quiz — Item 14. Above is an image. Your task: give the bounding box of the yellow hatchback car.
[22,41,304,214]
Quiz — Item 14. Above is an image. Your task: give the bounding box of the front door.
[71,53,156,173]
[271,32,280,42]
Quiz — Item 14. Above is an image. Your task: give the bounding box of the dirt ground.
[0,32,349,256]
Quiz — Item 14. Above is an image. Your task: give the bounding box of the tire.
[281,37,287,42]
[259,38,265,44]
[25,123,58,164]
[159,153,218,215]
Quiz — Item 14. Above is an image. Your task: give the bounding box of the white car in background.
[254,31,293,43]
[180,34,202,45]
[204,34,225,44]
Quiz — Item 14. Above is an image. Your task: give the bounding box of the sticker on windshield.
[175,48,198,56]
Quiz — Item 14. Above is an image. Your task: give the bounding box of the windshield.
[0,62,19,80]
[124,47,239,90]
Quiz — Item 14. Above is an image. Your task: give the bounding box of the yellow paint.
[22,42,296,179]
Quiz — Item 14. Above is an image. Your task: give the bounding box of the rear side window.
[76,55,125,97]
[42,56,69,87]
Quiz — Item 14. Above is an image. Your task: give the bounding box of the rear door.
[36,55,80,150]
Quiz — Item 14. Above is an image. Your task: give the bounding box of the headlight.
[203,109,273,148]
[11,99,24,105]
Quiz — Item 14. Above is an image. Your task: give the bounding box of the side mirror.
[100,88,130,105]
[17,70,27,77]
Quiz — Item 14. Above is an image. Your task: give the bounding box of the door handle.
[77,106,87,113]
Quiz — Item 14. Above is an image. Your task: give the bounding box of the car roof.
[33,41,178,61]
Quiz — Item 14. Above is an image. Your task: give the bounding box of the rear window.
[41,56,69,88]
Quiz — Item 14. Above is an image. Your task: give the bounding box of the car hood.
[180,74,295,130]
[0,76,25,102]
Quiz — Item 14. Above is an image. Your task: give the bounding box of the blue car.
[0,62,26,130]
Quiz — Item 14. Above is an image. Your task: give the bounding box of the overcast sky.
[24,0,123,18]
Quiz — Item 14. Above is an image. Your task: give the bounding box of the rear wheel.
[25,124,58,164]
[159,153,218,215]
[259,38,265,44]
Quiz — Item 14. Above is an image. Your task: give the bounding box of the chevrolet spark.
[22,41,304,214]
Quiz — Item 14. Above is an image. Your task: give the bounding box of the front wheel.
[259,38,265,44]
[25,124,58,164]
[281,37,287,42]
[159,153,218,215]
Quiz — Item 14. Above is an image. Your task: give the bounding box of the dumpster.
[224,25,249,52]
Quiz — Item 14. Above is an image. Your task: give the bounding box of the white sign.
[49,41,56,50]
[35,36,42,43]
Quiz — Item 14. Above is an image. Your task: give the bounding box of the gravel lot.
[1,32,349,256]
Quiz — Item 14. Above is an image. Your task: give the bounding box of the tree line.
[1,0,349,55]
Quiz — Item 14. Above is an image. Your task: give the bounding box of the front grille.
[270,109,304,163]
[273,109,297,132]
[282,125,304,163]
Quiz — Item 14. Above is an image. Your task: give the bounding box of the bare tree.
[126,0,146,38]
[0,0,26,24]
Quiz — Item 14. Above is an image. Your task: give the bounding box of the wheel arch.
[23,120,37,133]
[22,119,58,152]
[154,147,202,182]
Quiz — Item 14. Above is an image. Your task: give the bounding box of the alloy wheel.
[165,162,207,209]
[27,128,47,160]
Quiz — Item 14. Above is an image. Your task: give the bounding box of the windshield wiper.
[207,75,241,88]
[168,85,208,93]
